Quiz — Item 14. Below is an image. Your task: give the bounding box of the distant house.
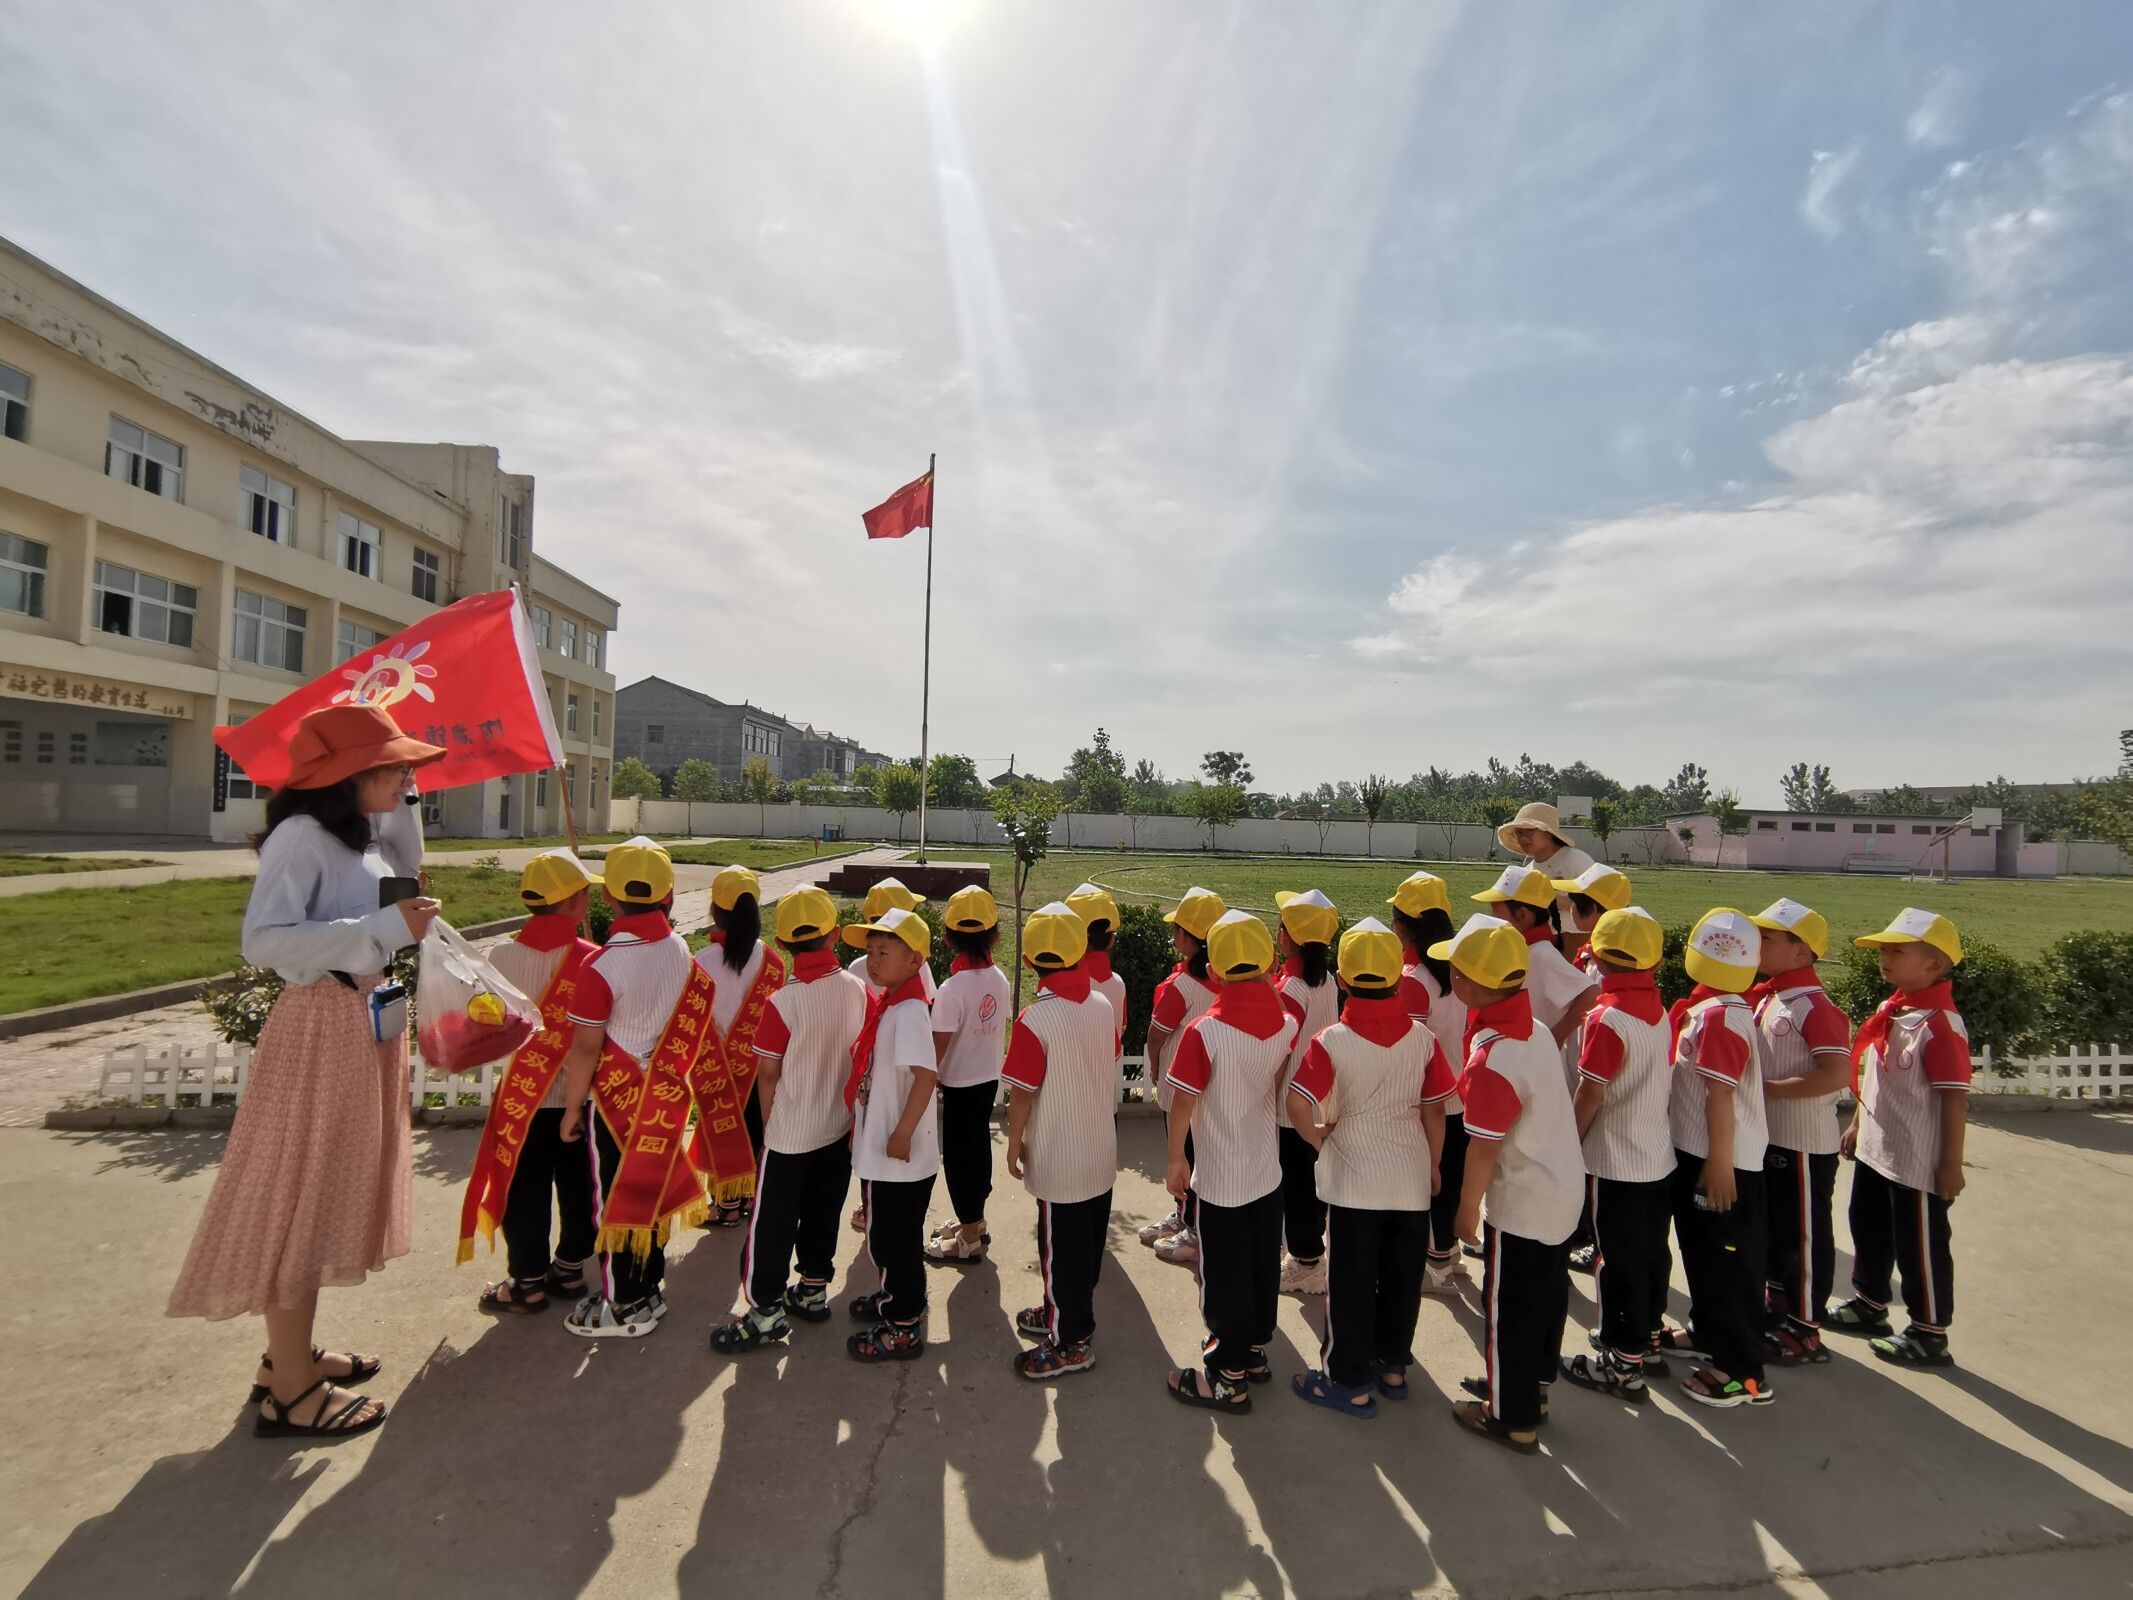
[615,676,799,787]
[787,721,876,783]
[1670,808,2056,878]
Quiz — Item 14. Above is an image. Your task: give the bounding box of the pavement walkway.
[4,1109,2130,1598]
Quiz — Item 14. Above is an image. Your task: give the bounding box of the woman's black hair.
[946,925,999,962]
[256,778,369,856]
[713,895,761,972]
[1393,906,1455,992]
[1297,941,1332,988]
[1182,931,1210,981]
[1086,920,1115,952]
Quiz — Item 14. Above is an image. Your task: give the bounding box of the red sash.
[592,959,717,1257]
[687,945,787,1203]
[455,959,580,1265]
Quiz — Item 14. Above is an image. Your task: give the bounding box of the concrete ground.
[3,1108,2129,1599]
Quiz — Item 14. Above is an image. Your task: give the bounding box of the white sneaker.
[1153,1229,1199,1267]
[1139,1212,1185,1247]
[1279,1254,1328,1295]
[1422,1259,1469,1298]
[565,1294,660,1339]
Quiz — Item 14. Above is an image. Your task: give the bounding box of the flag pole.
[916,452,935,865]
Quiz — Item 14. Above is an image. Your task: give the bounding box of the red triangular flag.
[863,470,933,541]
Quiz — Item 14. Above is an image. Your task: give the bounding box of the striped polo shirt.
[1669,989,1769,1170]
[1276,963,1341,1127]
[1524,936,1596,1034]
[1000,971,1119,1204]
[1166,981,1299,1208]
[1458,991,1584,1245]
[1574,970,1675,1183]
[567,910,692,1065]
[1856,982,1971,1192]
[1149,966,1218,1112]
[752,950,867,1154]
[1405,963,1467,1115]
[1290,996,1456,1211]
[488,918,595,1111]
[1754,970,1852,1157]
[1085,951,1128,1060]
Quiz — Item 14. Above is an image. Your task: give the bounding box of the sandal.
[1450,1399,1540,1454]
[849,1206,869,1235]
[1653,1324,1704,1355]
[255,1376,386,1439]
[1560,1351,1649,1402]
[248,1347,381,1405]
[1587,1327,1669,1375]
[545,1261,588,1297]
[712,1202,748,1230]
[1374,1362,1410,1401]
[1239,1347,1274,1386]
[783,1281,833,1323]
[923,1228,989,1265]
[1763,1323,1832,1366]
[1825,1297,1893,1338]
[1681,1366,1775,1408]
[478,1279,549,1316]
[1461,1375,1546,1420]
[1870,1329,1954,1368]
[1015,1305,1053,1341]
[1166,1367,1251,1413]
[1292,1369,1377,1419]
[848,1319,926,1363]
[710,1309,790,1353]
[849,1290,890,1323]
[1014,1339,1095,1380]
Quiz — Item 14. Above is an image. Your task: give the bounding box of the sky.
[4,1,2131,806]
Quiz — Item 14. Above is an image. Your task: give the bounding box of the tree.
[1708,789,1748,868]
[1662,762,1711,814]
[926,752,984,811]
[1180,782,1248,848]
[1066,728,1130,815]
[672,759,721,803]
[877,763,923,842]
[1201,750,1254,788]
[1588,797,1618,862]
[742,755,777,836]
[1476,796,1516,855]
[793,768,840,805]
[1860,784,1947,818]
[610,756,662,801]
[1308,805,1336,854]
[1779,762,1840,813]
[1359,773,1390,856]
[991,781,1063,1010]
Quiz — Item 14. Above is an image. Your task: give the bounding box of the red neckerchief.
[1083,950,1114,982]
[1280,955,1307,979]
[1037,967,1093,1002]
[950,953,994,977]
[1520,925,1553,946]
[1750,965,1824,1007]
[1464,989,1535,1060]
[788,948,841,983]
[844,972,930,1113]
[1593,967,1665,1026]
[608,909,673,942]
[516,914,581,953]
[1341,993,1412,1047]
[1206,977,1286,1039]
[1852,980,1955,1069]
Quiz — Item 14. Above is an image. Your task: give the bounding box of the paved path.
[3,1109,2129,1598]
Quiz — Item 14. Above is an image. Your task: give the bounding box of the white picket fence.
[1972,1043,2133,1100]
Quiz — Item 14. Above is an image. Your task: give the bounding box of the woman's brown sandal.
[248,1347,381,1404]
[255,1377,387,1439]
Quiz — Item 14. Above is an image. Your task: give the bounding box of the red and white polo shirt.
[1458,991,1584,1245]
[1669,987,1768,1170]
[1085,949,1128,1061]
[1166,979,1299,1208]
[567,910,692,1066]
[1000,969,1119,1204]
[752,949,867,1155]
[1754,968,1852,1157]
[1574,969,1675,1183]
[1148,965,1218,1112]
[1290,995,1455,1211]
[1405,962,1467,1115]
[1276,961,1341,1127]
[1855,981,1971,1192]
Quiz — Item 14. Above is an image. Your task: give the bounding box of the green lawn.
[0,863,530,1016]
[585,838,857,872]
[423,831,676,853]
[0,854,165,878]
[930,849,2133,963]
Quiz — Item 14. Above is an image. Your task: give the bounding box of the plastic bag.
[415,918,541,1071]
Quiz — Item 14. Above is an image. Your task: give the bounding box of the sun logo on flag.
[332,639,440,711]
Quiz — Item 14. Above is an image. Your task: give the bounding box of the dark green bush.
[1112,901,1178,1059]
[1825,939,2038,1058]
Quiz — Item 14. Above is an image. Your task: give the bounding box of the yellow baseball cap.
[944,885,999,932]
[844,904,932,959]
[1474,864,1554,911]
[1749,898,1829,959]
[1427,913,1530,990]
[774,885,839,943]
[711,864,762,911]
[861,877,923,918]
[1552,863,1631,911]
[1274,888,1340,947]
[1065,881,1120,928]
[1165,886,1228,942]
[519,848,598,908]
[1387,871,1452,919]
[602,836,675,906]
[1685,908,1761,993]
[1207,909,1275,980]
[1588,906,1663,972]
[1336,916,1404,989]
[1022,901,1088,970]
[1854,907,1964,966]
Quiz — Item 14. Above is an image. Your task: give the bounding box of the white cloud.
[1907,66,1972,148]
[1801,143,1861,238]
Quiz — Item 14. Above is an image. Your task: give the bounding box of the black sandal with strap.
[255,1377,387,1439]
[248,1347,382,1405]
[478,1279,549,1317]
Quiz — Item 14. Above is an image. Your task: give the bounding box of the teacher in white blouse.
[168,704,445,1440]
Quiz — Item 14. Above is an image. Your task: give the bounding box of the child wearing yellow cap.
[1552,864,1633,980]
[1556,907,1673,1402]
[695,866,788,1229]
[1829,909,1971,1369]
[1435,914,1583,1453]
[1474,865,1598,1047]
[1745,899,1853,1366]
[924,886,1013,1265]
[845,878,940,1001]
[1000,903,1119,1379]
[472,850,603,1316]
[711,886,868,1353]
[1285,919,1456,1419]
[1389,872,1471,1297]
[1666,910,1774,1408]
[1163,910,1300,1412]
[1273,889,1342,1297]
[1140,886,1227,1264]
[1066,883,1128,1064]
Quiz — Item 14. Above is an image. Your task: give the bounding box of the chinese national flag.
[862,469,933,541]
[213,587,565,793]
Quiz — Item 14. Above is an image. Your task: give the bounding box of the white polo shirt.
[852,991,941,1182]
[1000,973,1119,1204]
[931,958,1013,1089]
[1755,971,1852,1157]
[1669,989,1768,1170]
[1276,964,1341,1127]
[1573,972,1675,1183]
[567,911,693,1066]
[1458,994,1584,1246]
[1523,936,1596,1035]
[753,952,867,1155]
[1086,951,1128,1061]
[1856,983,1971,1192]
[1149,966,1218,1112]
[1166,983,1299,1208]
[1289,998,1456,1211]
[694,938,777,1036]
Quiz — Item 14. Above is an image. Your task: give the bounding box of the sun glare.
[854,0,980,48]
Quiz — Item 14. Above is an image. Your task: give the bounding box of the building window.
[336,620,384,664]
[1850,823,1871,834]
[531,605,551,649]
[0,362,28,441]
[646,723,664,745]
[224,713,262,800]
[232,588,307,672]
[584,628,602,668]
[1790,821,1810,832]
[566,692,580,734]
[1911,824,1933,835]
[1874,823,1895,835]
[565,761,577,804]
[68,731,88,766]
[239,465,296,543]
[536,768,549,807]
[411,547,441,604]
[1812,822,1833,832]
[592,698,602,737]
[35,730,54,765]
[0,721,20,763]
[560,617,578,660]
[94,560,197,646]
[592,763,603,799]
[0,530,46,618]
[1970,827,1989,837]
[499,499,525,569]
[106,416,184,500]
[338,511,382,579]
[1755,819,1776,831]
